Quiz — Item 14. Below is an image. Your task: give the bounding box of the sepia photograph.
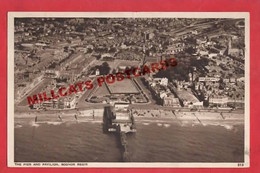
[7,12,249,167]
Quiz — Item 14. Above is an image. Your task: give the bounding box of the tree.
[99,62,110,75]
[185,47,196,54]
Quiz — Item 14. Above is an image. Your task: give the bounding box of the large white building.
[154,77,168,86]
[209,97,228,107]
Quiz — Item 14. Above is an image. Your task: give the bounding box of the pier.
[103,103,136,161]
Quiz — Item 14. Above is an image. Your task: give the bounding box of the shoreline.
[14,116,244,131]
[14,108,244,127]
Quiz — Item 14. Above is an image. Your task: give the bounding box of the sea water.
[14,120,244,162]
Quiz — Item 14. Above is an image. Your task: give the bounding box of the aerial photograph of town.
[12,15,247,165]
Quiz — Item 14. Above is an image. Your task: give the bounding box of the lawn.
[92,83,110,97]
[106,79,140,94]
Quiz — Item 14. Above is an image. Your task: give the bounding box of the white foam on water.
[142,122,150,125]
[90,120,102,123]
[201,123,210,127]
[220,124,234,130]
[198,121,235,130]
[30,121,40,127]
[46,122,63,125]
[163,123,169,127]
[65,121,78,126]
[157,123,163,127]
[76,120,89,123]
[180,122,188,127]
[198,122,235,130]
[15,124,23,128]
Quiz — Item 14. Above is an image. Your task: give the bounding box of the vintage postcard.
[7,12,249,167]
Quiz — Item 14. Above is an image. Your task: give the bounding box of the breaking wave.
[220,124,234,130]
[157,123,163,127]
[15,124,23,128]
[47,122,63,125]
[30,121,40,127]
[163,124,170,128]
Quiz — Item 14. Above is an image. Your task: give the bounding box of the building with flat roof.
[163,95,180,107]
[198,77,220,82]
[209,96,228,107]
[176,89,200,107]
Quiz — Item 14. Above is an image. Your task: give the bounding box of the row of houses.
[143,76,181,107]
[31,96,77,110]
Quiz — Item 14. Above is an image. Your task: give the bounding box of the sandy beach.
[14,108,244,128]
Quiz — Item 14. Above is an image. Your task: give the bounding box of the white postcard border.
[7,12,250,168]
